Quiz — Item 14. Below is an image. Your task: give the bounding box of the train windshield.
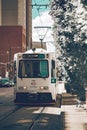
[18,60,49,78]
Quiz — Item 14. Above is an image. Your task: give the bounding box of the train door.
[51,59,56,101]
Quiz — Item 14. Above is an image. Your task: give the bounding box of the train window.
[14,61,17,83]
[51,60,55,78]
[40,61,48,77]
[18,60,49,78]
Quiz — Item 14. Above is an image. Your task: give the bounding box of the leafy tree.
[50,0,87,96]
[81,0,87,6]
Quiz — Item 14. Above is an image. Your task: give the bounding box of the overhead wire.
[33,1,41,41]
[33,0,50,42]
[33,0,43,26]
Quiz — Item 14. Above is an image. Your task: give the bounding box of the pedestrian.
[59,94,62,108]
[76,95,85,108]
[76,98,82,107]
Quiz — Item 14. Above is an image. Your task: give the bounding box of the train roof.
[25,48,48,54]
[14,48,55,61]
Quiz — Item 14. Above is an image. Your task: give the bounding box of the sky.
[32,0,55,52]
[32,0,50,19]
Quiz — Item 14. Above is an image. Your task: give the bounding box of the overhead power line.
[34,26,51,48]
[32,4,49,7]
[34,26,51,29]
[28,4,49,8]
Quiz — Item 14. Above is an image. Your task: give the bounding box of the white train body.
[14,48,57,104]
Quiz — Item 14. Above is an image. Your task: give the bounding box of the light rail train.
[14,48,57,104]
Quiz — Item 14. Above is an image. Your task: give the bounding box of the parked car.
[9,80,14,87]
[0,78,14,87]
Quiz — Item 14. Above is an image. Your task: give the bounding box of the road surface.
[0,87,63,130]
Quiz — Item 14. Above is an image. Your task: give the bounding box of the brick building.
[0,0,32,77]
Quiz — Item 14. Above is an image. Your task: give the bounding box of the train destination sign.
[22,54,45,59]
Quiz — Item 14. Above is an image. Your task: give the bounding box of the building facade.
[0,0,26,26]
[0,0,32,77]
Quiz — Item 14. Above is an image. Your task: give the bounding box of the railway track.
[0,103,62,130]
[0,87,62,130]
[28,107,45,130]
[0,103,46,130]
[0,104,21,121]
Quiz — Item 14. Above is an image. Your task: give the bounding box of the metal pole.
[26,0,32,50]
[39,38,43,48]
[9,47,11,63]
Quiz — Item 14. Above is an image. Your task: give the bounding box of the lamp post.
[26,0,32,50]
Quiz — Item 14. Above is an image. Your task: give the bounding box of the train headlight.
[18,86,27,90]
[40,86,49,90]
[23,86,27,90]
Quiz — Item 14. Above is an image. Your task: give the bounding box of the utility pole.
[26,0,49,50]
[26,0,32,50]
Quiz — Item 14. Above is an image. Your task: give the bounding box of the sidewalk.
[61,105,87,130]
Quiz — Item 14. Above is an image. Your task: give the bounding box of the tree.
[81,0,87,6]
[50,0,87,95]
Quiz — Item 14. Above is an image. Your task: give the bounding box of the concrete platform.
[61,105,87,130]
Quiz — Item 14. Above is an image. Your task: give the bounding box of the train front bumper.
[14,92,55,104]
